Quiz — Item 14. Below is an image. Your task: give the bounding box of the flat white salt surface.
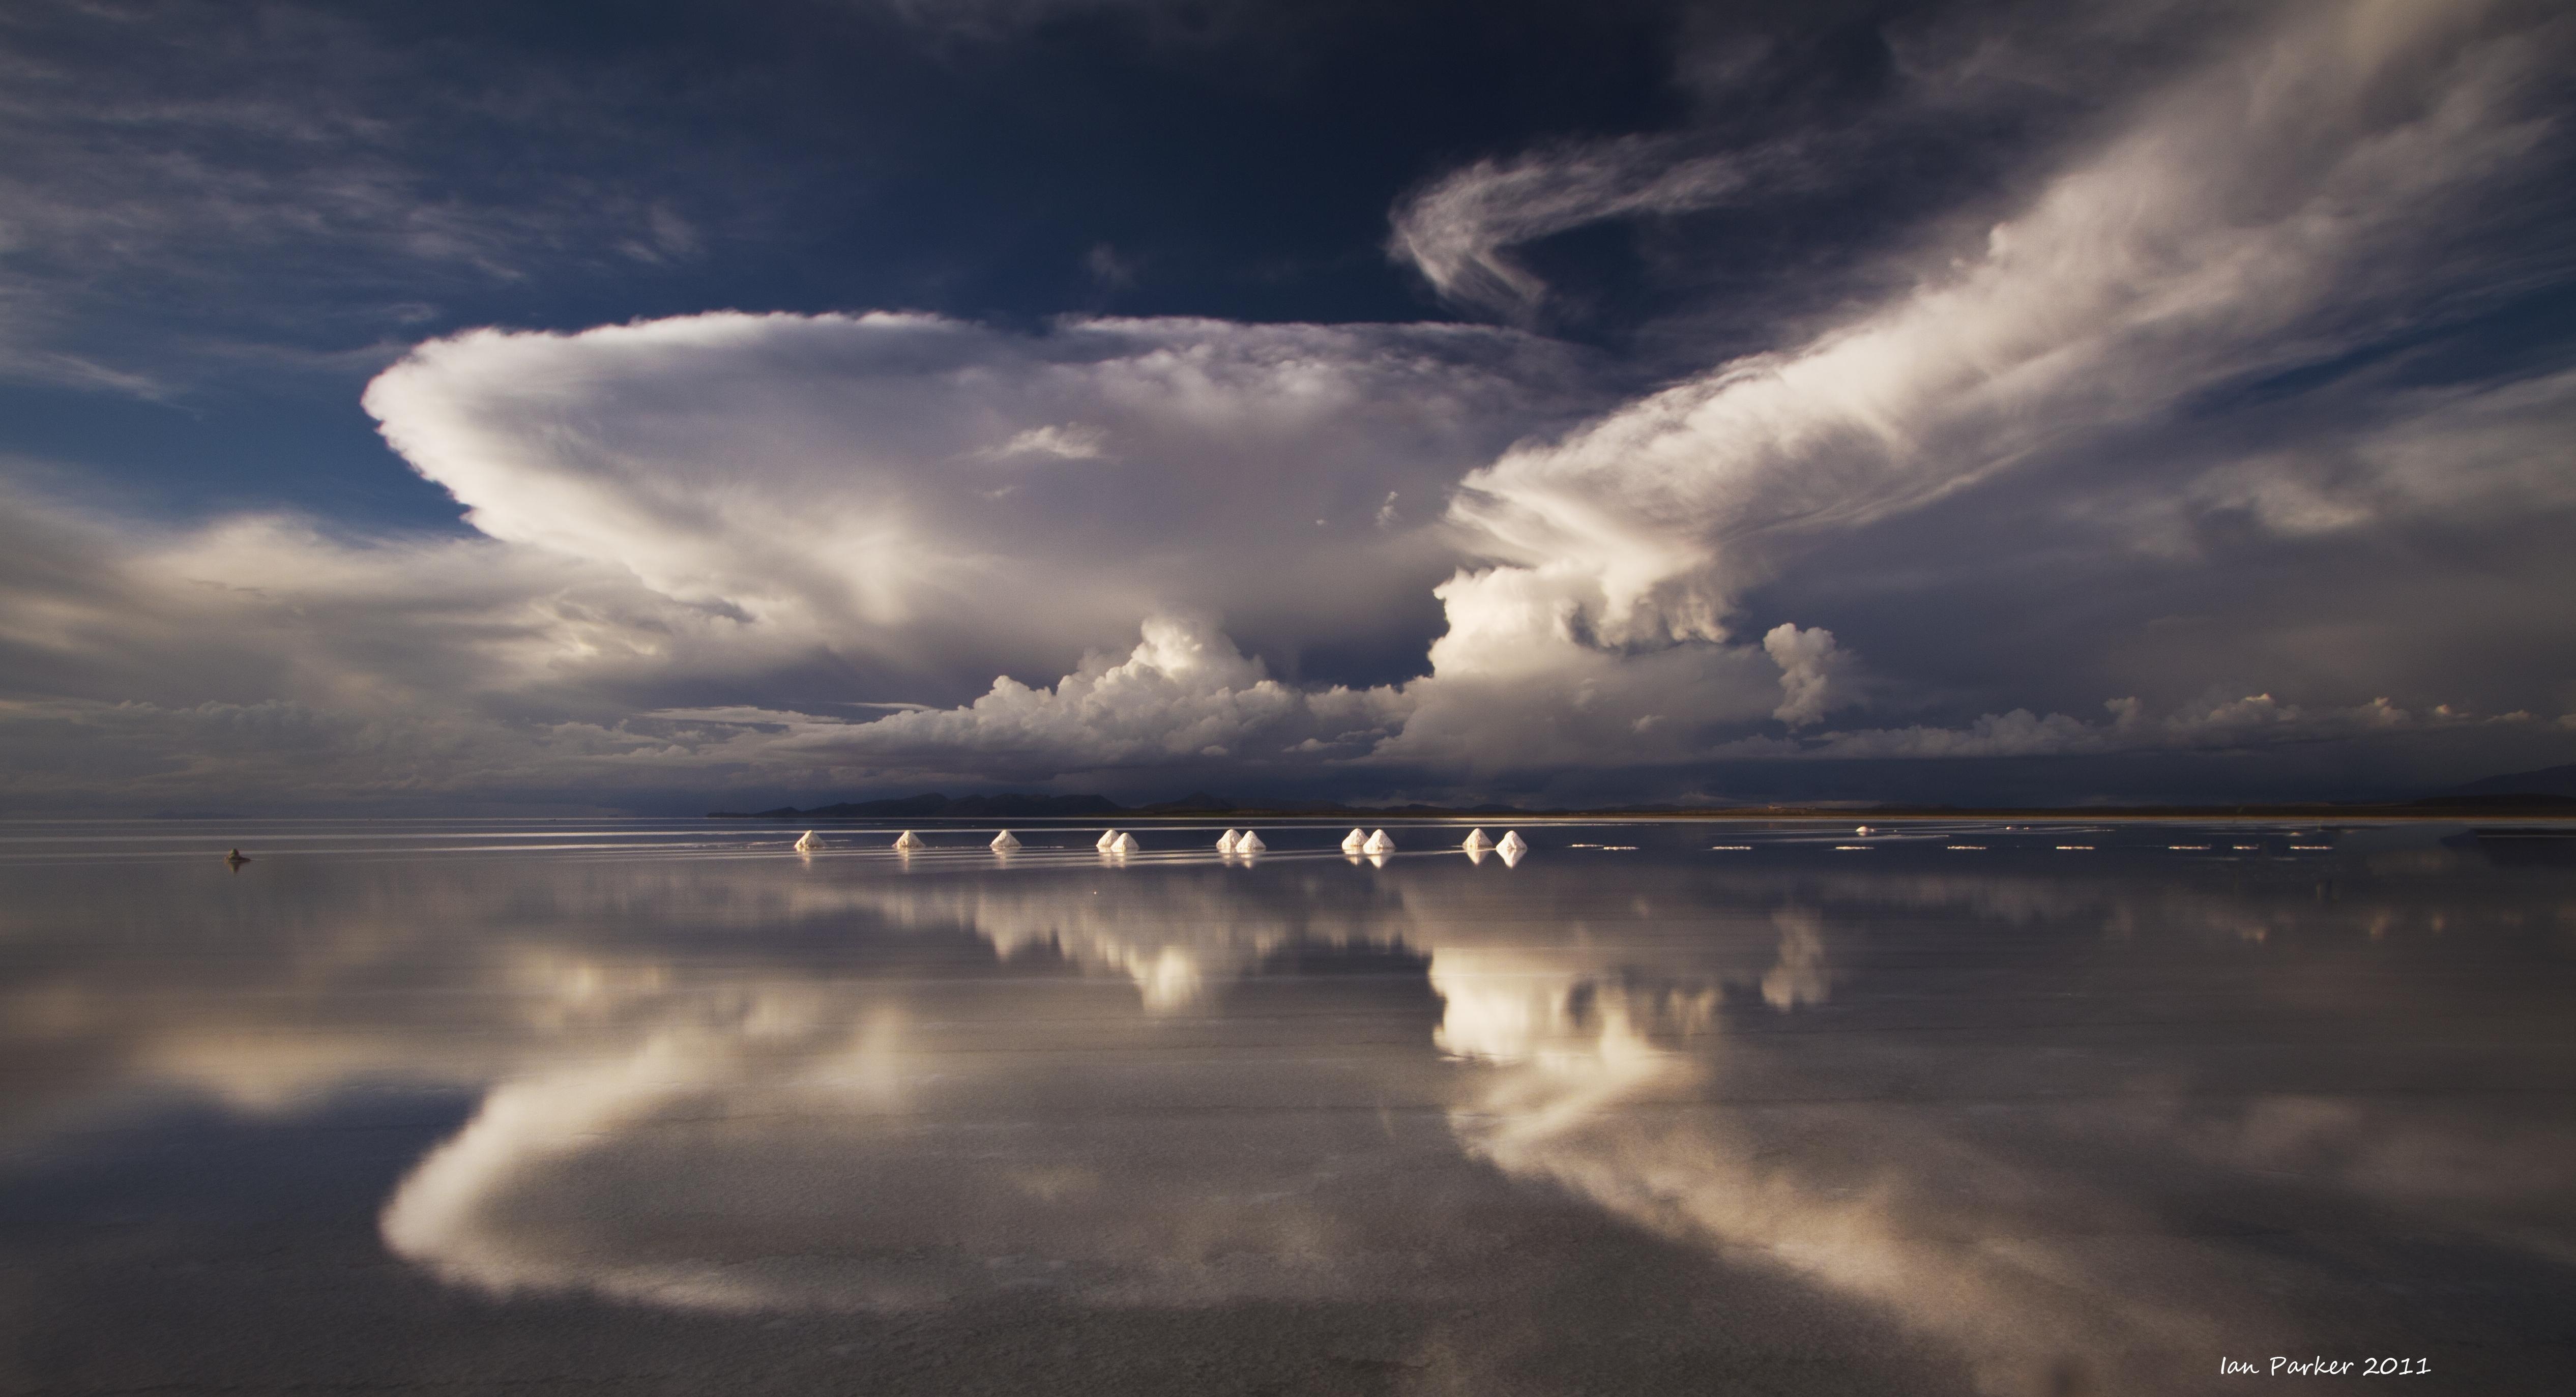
[1,818,2572,1395]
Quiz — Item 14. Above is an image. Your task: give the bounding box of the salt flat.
[2,819,2570,1395]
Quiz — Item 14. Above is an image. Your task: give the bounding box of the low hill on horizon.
[713,791,1531,820]
[720,792,1123,820]
[2442,764,2576,800]
[714,783,2576,820]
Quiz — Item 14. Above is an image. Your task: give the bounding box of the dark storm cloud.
[0,0,2570,810]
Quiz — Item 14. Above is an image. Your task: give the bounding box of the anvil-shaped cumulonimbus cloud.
[360,311,1579,686]
[357,309,1808,773]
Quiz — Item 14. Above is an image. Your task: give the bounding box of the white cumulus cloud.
[1762,623,1847,728]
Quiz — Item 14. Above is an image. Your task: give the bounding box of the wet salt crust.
[2,818,2570,1395]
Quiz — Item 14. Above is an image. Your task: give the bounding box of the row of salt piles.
[793,829,1024,853]
[1330,827,1528,856]
[792,825,1525,859]
[793,830,930,852]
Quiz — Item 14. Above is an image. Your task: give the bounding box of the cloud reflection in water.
[6,828,2572,1394]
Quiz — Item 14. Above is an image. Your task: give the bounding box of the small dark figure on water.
[225,849,249,867]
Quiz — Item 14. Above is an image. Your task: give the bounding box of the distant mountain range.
[716,793,1122,820]
[711,790,1531,820]
[713,777,2576,821]
[2439,764,2576,801]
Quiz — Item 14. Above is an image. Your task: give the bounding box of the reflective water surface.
[3,819,2572,1394]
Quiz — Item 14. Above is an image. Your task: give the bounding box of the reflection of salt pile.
[988,831,1020,852]
[1234,830,1266,854]
[1340,828,1365,854]
[1362,829,1394,855]
[1216,829,1239,853]
[794,831,821,853]
[892,831,926,852]
[1461,828,1492,851]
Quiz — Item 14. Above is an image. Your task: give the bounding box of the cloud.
[3,2,2572,809]
[1440,0,2570,654]
[361,310,1594,704]
[989,422,1109,459]
[1389,135,1777,323]
[771,614,1408,774]
[622,603,1781,785]
[2168,366,2576,545]
[1719,691,2528,763]
[0,2,717,393]
[1761,622,1845,727]
[1083,243,1137,292]
[0,480,860,807]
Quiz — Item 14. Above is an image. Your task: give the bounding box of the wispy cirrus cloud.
[1437,0,2573,655]
[1389,135,1787,324]
[0,1,711,395]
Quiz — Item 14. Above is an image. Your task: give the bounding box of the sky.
[2,0,2572,813]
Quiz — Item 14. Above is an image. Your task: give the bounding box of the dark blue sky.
[8,0,1697,519]
[3,0,2572,811]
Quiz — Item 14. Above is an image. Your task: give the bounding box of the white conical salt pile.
[893,830,926,852]
[794,830,821,853]
[1854,824,1875,835]
[1496,830,1527,856]
[990,830,1021,852]
[1216,829,1240,853]
[1461,828,1492,851]
[1235,830,1266,854]
[1096,829,1118,851]
[1109,831,1139,856]
[1340,828,1366,854]
[1362,829,1394,855]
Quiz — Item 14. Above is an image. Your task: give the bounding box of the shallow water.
[2,818,2572,1395]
